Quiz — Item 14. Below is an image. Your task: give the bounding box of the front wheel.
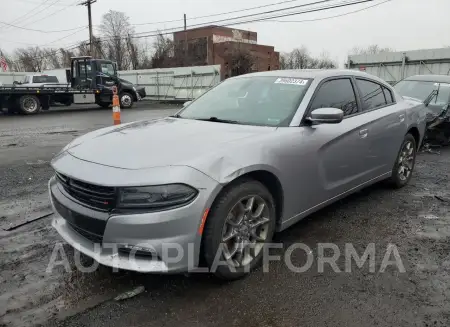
[120,92,134,109]
[202,179,276,280]
[389,133,417,188]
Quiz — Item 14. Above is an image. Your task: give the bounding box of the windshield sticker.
[275,78,308,86]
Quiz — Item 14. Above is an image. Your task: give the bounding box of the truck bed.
[0,85,95,94]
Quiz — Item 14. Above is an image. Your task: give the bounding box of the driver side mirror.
[13,81,21,85]
[183,101,192,107]
[307,108,344,124]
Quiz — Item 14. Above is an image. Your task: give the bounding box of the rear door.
[301,77,382,204]
[354,78,407,178]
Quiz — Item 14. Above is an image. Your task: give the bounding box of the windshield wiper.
[424,89,438,107]
[194,117,241,124]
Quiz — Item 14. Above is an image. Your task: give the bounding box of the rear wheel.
[389,133,417,188]
[202,179,276,280]
[18,95,40,115]
[120,92,134,109]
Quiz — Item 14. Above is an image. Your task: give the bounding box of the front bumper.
[136,87,146,99]
[49,158,221,273]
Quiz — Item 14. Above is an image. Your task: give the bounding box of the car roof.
[233,69,389,85]
[404,74,450,83]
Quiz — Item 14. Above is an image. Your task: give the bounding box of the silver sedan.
[50,69,426,280]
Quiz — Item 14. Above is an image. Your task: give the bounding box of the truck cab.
[71,56,140,108]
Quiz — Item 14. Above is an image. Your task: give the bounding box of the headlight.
[117,184,198,209]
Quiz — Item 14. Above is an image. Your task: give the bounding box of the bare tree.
[59,48,76,67]
[350,45,394,55]
[151,33,174,68]
[230,47,254,76]
[100,10,134,70]
[280,46,336,70]
[14,47,46,72]
[45,48,62,69]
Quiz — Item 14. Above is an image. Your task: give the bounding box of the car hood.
[66,117,275,170]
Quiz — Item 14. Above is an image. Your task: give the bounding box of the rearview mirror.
[307,108,344,124]
[183,101,192,107]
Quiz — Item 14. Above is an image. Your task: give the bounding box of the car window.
[179,76,311,127]
[394,80,450,106]
[309,78,358,116]
[383,87,394,104]
[100,62,116,76]
[356,79,387,111]
[32,76,59,83]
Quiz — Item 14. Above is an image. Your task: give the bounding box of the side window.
[383,86,394,104]
[309,78,358,116]
[356,79,387,111]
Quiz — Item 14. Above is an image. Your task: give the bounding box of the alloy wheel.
[221,195,271,267]
[121,94,132,107]
[398,140,415,181]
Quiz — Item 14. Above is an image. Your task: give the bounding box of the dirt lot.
[1,104,450,327]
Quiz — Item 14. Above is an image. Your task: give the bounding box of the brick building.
[172,25,280,79]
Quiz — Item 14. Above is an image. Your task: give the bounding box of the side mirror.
[13,81,20,85]
[183,101,192,107]
[307,108,344,124]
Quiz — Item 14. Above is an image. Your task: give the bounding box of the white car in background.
[15,74,69,87]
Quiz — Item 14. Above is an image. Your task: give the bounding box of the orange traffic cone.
[112,86,121,125]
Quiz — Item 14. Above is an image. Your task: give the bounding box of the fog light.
[119,244,158,257]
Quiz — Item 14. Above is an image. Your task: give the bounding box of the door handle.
[399,114,405,122]
[359,129,368,138]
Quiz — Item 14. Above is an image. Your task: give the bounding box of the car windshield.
[32,76,59,83]
[178,76,311,127]
[394,80,450,106]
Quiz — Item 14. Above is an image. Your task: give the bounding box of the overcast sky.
[0,0,449,65]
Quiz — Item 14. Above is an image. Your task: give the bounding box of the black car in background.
[395,75,450,145]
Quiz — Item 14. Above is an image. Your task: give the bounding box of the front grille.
[69,223,103,244]
[56,172,116,211]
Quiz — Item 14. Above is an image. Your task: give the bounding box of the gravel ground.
[1,104,450,327]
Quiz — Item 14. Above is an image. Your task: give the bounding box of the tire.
[97,102,110,109]
[18,95,40,115]
[202,179,277,280]
[120,92,134,109]
[389,133,417,188]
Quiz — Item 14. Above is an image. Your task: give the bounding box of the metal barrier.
[118,65,221,101]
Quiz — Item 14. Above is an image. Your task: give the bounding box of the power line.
[18,1,77,28]
[17,0,64,25]
[269,0,391,22]
[0,20,86,33]
[127,0,335,38]
[41,27,88,46]
[131,0,376,40]
[15,0,75,6]
[0,0,53,31]
[127,0,308,26]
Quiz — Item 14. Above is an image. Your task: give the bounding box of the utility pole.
[79,0,97,56]
[184,14,187,57]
